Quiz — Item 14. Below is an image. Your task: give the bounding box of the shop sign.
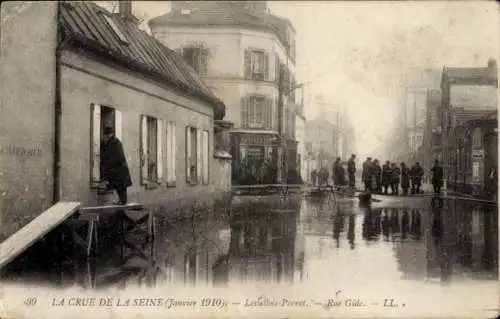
[471,149,484,161]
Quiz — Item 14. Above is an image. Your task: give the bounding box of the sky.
[101,1,499,158]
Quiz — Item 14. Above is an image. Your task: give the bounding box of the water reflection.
[2,195,497,290]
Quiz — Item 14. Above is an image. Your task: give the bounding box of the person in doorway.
[430,160,444,195]
[410,162,424,194]
[101,126,132,205]
[347,154,356,188]
[362,157,373,191]
[373,159,382,194]
[390,162,400,195]
[381,161,392,195]
[400,162,410,195]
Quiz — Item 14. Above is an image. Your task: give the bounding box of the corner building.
[149,1,299,184]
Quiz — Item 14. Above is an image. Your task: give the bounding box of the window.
[102,13,128,44]
[140,115,163,186]
[180,47,209,76]
[472,162,480,182]
[241,95,273,129]
[90,103,123,187]
[166,121,177,187]
[186,126,210,184]
[244,49,269,81]
[472,128,482,146]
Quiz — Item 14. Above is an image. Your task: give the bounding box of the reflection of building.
[225,201,302,284]
[149,1,299,185]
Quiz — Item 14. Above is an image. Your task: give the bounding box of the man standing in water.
[101,126,132,205]
[347,154,356,189]
[430,160,444,195]
[362,157,373,191]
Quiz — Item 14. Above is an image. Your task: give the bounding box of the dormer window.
[181,9,191,15]
[102,13,128,44]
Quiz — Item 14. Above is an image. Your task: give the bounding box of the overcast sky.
[102,1,499,158]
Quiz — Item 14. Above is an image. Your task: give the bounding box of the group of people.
[312,153,445,196]
[360,157,428,195]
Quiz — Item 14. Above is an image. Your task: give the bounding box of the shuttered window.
[244,49,269,81]
[186,126,210,185]
[240,95,273,129]
[140,115,163,186]
[166,121,177,187]
[90,104,123,188]
[179,46,209,76]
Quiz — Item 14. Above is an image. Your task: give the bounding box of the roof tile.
[59,1,225,119]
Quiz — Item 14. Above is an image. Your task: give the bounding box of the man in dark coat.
[347,154,356,188]
[311,169,317,186]
[362,157,373,191]
[333,157,345,187]
[410,162,424,194]
[373,159,382,194]
[381,161,392,195]
[390,162,400,195]
[101,126,132,205]
[430,160,444,195]
[400,162,410,195]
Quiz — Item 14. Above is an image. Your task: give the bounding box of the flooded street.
[2,193,498,317]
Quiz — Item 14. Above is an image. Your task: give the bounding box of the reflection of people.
[347,214,356,249]
[381,209,390,241]
[401,210,410,241]
[101,126,132,205]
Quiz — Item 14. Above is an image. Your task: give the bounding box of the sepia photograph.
[0,1,498,318]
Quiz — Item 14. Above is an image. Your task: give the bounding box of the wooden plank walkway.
[0,201,81,269]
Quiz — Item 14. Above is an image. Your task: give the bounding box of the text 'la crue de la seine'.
[50,295,406,310]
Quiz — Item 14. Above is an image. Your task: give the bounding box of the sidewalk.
[420,183,498,205]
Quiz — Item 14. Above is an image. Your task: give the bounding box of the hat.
[104,126,115,134]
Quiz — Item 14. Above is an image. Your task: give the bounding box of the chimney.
[118,1,133,19]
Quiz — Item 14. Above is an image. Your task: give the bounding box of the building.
[404,69,442,166]
[148,1,300,185]
[439,59,497,194]
[0,1,231,241]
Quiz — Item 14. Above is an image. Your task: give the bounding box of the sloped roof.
[148,5,294,55]
[58,1,225,119]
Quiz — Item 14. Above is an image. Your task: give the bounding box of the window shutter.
[166,122,171,183]
[114,109,123,141]
[175,48,183,57]
[140,115,148,184]
[244,50,251,79]
[263,51,269,80]
[266,98,272,130]
[202,130,209,185]
[172,122,177,182]
[186,126,191,182]
[196,128,202,182]
[275,98,279,131]
[91,103,101,184]
[157,119,163,181]
[241,96,248,129]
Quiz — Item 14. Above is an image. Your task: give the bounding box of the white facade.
[150,27,296,131]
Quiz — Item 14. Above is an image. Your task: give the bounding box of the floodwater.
[2,193,499,317]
